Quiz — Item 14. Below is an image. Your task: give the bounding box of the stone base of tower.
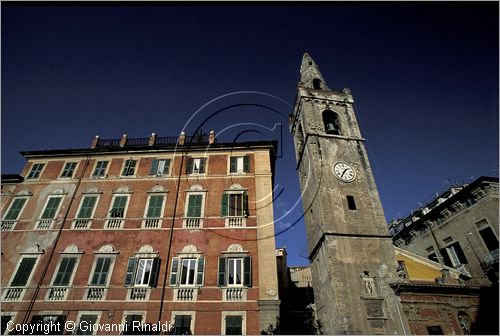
[310,234,409,335]
[258,299,280,332]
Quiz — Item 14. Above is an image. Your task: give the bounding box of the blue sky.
[2,4,498,265]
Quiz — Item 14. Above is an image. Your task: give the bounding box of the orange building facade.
[1,132,280,335]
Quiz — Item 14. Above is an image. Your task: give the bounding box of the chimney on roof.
[209,130,215,144]
[178,131,186,145]
[91,135,100,149]
[149,132,156,146]
[119,134,127,147]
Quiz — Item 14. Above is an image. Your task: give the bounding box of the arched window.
[322,110,341,135]
[313,78,322,90]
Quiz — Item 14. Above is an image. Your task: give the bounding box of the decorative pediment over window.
[115,186,130,193]
[227,244,244,253]
[17,189,33,196]
[85,187,100,194]
[139,245,154,253]
[189,184,203,191]
[51,188,67,195]
[62,244,83,254]
[181,244,198,253]
[151,185,165,192]
[98,244,116,253]
[21,244,44,254]
[229,184,243,190]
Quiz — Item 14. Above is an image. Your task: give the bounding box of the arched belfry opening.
[313,78,322,90]
[322,110,341,135]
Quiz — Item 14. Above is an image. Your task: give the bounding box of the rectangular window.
[53,257,77,286]
[4,198,28,220]
[29,315,66,335]
[1,316,13,335]
[428,253,439,263]
[92,161,108,177]
[122,159,137,176]
[123,315,142,335]
[124,258,161,288]
[173,315,192,335]
[347,195,356,210]
[77,196,98,219]
[221,193,248,217]
[149,159,171,176]
[218,256,251,287]
[76,314,98,335]
[180,259,196,285]
[146,195,164,218]
[90,257,112,286]
[479,226,499,253]
[11,257,37,286]
[442,242,468,267]
[135,259,153,286]
[225,316,243,335]
[60,162,77,178]
[40,197,62,219]
[185,158,206,174]
[27,163,44,179]
[187,194,203,218]
[228,258,243,286]
[229,156,250,173]
[427,325,444,335]
[109,196,128,218]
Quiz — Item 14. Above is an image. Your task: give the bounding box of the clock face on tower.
[333,162,356,182]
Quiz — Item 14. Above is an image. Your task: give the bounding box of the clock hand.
[341,169,348,177]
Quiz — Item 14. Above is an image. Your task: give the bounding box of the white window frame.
[121,158,138,177]
[227,257,244,287]
[122,311,145,335]
[150,158,171,176]
[36,195,64,230]
[59,161,79,179]
[72,194,101,229]
[221,311,246,336]
[142,193,166,229]
[2,196,30,231]
[75,311,102,335]
[88,255,116,286]
[46,252,82,301]
[26,162,46,180]
[92,160,109,178]
[134,258,154,287]
[179,258,198,286]
[183,189,206,229]
[170,311,196,335]
[105,194,130,229]
[2,253,42,301]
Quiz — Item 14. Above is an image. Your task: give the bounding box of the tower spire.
[300,52,329,90]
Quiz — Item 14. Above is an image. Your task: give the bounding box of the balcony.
[36,219,54,230]
[73,219,91,229]
[105,218,124,229]
[481,249,499,270]
[46,287,68,301]
[85,287,107,301]
[174,288,197,301]
[226,217,246,228]
[223,288,247,301]
[1,220,17,231]
[128,288,149,301]
[183,217,203,229]
[143,218,161,229]
[2,287,25,301]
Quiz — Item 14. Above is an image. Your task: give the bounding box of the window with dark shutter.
[76,315,98,335]
[146,195,164,218]
[53,257,77,286]
[122,160,137,176]
[4,198,27,220]
[226,316,243,335]
[173,315,192,335]
[221,193,229,217]
[77,196,97,219]
[149,258,161,287]
[27,163,45,179]
[90,257,111,286]
[11,257,37,286]
[41,197,62,219]
[185,158,193,174]
[170,257,180,286]
[243,156,250,172]
[124,257,138,286]
[93,161,108,177]
[243,256,252,287]
[61,162,77,178]
[187,195,202,218]
[196,256,205,286]
[218,257,227,287]
[230,157,237,173]
[110,196,127,218]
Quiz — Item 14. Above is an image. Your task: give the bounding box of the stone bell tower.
[289,53,408,334]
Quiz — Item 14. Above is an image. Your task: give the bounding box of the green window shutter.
[185,158,193,174]
[54,257,76,286]
[5,198,27,220]
[149,258,161,287]
[124,257,138,286]
[11,257,36,286]
[77,196,97,219]
[230,157,237,173]
[111,196,127,218]
[199,158,206,173]
[93,161,108,177]
[196,256,205,286]
[146,195,164,218]
[218,257,227,287]
[243,156,250,172]
[243,193,249,217]
[170,257,180,286]
[123,160,136,176]
[41,197,62,219]
[91,257,111,286]
[221,193,229,217]
[150,159,158,175]
[243,256,252,287]
[187,195,202,217]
